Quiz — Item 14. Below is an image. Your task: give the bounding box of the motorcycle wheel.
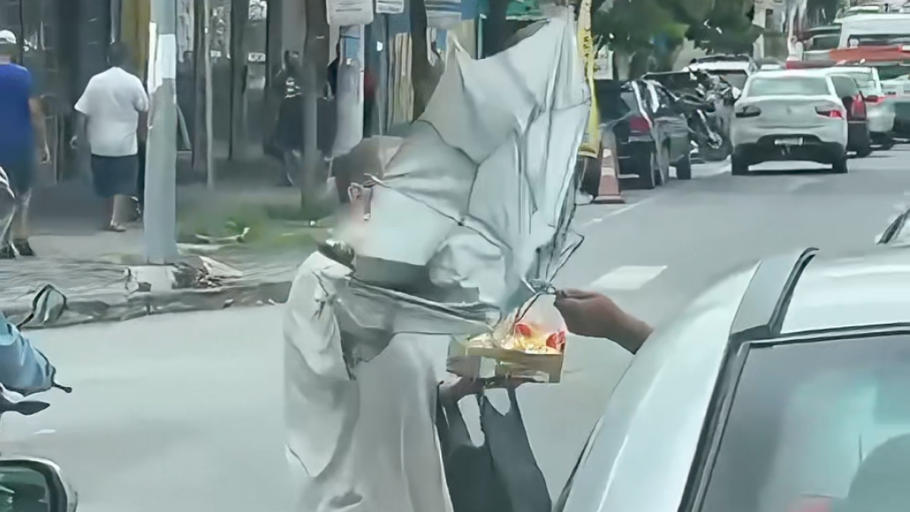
[699,136,732,162]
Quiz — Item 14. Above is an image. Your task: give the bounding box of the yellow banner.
[577,0,601,159]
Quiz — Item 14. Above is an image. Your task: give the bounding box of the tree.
[299,0,332,217]
[686,0,760,55]
[592,0,688,77]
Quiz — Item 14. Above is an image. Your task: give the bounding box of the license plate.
[775,137,803,146]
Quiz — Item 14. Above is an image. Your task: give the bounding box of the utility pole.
[144,0,180,264]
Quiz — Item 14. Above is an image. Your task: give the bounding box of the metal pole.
[144,0,180,264]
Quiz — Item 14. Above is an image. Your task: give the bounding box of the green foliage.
[593,0,759,57]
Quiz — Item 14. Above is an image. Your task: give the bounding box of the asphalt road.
[6,147,910,511]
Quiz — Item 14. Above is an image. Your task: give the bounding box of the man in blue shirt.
[0,30,49,259]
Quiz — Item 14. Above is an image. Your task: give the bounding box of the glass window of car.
[807,34,840,50]
[830,75,859,98]
[747,76,831,97]
[710,71,748,90]
[834,70,877,94]
[698,334,910,512]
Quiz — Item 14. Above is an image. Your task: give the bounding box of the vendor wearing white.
[285,251,459,512]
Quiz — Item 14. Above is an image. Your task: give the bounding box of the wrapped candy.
[447,299,567,383]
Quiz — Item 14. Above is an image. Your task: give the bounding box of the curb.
[3,280,293,330]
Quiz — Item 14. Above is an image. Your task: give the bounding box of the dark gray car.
[557,240,910,512]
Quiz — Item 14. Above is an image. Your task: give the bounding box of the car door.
[640,81,671,154]
[652,83,690,163]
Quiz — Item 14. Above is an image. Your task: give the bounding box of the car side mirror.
[0,457,77,511]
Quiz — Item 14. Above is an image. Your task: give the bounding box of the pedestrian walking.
[0,29,49,259]
[73,43,149,232]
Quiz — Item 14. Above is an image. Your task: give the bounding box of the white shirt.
[75,67,149,157]
[284,253,453,512]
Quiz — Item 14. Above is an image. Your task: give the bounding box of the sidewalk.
[3,179,325,327]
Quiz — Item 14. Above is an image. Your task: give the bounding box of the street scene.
[2,0,910,511]
[4,149,910,512]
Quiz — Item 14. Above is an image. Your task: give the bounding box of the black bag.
[436,388,552,512]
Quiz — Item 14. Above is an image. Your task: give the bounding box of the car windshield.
[707,71,748,89]
[747,76,830,97]
[699,334,910,512]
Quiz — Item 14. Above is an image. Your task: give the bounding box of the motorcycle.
[673,91,731,162]
[0,285,77,512]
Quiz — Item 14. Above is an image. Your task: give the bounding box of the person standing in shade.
[0,29,49,259]
[73,43,149,232]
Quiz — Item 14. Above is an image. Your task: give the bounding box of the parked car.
[556,237,910,512]
[827,66,895,148]
[826,73,873,156]
[731,70,848,175]
[879,66,910,137]
[594,79,691,188]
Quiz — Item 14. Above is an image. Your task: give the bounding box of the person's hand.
[554,289,653,353]
[39,144,50,164]
[69,136,78,150]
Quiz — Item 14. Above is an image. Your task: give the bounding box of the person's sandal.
[105,223,127,233]
[0,244,15,259]
[12,239,34,257]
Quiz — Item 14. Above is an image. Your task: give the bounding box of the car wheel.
[731,154,749,176]
[856,139,873,158]
[832,156,849,174]
[881,134,896,150]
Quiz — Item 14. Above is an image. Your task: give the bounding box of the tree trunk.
[629,50,651,79]
[410,0,432,119]
[300,0,332,216]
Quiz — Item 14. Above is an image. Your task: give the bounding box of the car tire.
[731,155,749,176]
[675,153,692,180]
[832,156,849,174]
[881,134,896,150]
[856,139,873,158]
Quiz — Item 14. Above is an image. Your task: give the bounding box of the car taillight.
[865,95,885,104]
[735,106,761,118]
[628,115,651,133]
[816,107,845,119]
[851,95,867,118]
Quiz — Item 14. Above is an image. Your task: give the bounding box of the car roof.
[783,244,910,333]
[750,69,831,79]
[824,66,875,73]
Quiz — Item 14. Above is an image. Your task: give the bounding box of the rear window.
[830,75,859,97]
[807,34,840,50]
[877,65,910,81]
[703,71,748,89]
[747,76,831,97]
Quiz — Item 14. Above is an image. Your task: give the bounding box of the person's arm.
[72,80,93,150]
[0,314,55,396]
[134,79,150,142]
[554,289,654,354]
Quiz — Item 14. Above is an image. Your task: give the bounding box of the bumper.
[867,106,895,134]
[616,139,654,176]
[731,122,847,149]
[733,135,845,165]
[847,122,871,150]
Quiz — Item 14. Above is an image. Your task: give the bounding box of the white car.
[824,66,895,146]
[730,71,848,175]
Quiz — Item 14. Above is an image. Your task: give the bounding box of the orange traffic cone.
[592,133,624,204]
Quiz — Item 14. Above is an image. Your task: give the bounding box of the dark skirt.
[91,154,138,198]
[0,153,34,195]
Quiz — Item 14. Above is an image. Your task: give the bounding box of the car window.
[698,335,910,512]
[747,76,831,97]
[709,71,748,90]
[830,75,859,97]
[834,70,876,94]
[808,34,840,50]
[654,86,676,111]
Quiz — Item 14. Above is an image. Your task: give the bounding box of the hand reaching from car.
[554,289,653,354]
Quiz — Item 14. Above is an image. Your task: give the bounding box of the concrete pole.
[333,26,365,157]
[144,0,180,264]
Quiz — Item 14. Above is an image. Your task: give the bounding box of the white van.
[839,13,910,48]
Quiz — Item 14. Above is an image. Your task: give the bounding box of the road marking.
[579,198,654,228]
[32,429,56,436]
[591,265,667,291]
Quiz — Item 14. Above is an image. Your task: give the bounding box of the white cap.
[0,30,16,45]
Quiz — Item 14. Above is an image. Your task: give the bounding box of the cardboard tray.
[447,342,564,383]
